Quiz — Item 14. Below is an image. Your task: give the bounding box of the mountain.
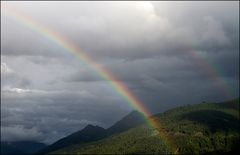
[107,110,145,135]
[48,99,239,154]
[39,110,146,154]
[1,141,47,155]
[37,125,107,154]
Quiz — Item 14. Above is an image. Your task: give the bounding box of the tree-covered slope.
[49,125,171,154]
[153,98,240,154]
[49,99,240,154]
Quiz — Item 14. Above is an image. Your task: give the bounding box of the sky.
[1,1,239,144]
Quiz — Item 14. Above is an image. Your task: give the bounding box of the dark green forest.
[46,99,239,154]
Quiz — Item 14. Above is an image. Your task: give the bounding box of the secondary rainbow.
[185,49,235,99]
[3,4,235,153]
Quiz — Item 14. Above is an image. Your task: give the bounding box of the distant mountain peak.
[107,110,146,134]
[129,110,144,116]
[84,124,96,130]
[38,124,107,154]
[81,124,105,133]
[84,124,104,130]
[128,110,141,115]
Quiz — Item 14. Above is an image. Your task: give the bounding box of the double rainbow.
[2,3,235,153]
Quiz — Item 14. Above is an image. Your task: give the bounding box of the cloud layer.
[1,1,239,144]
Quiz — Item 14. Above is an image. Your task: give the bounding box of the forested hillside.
[48,99,239,154]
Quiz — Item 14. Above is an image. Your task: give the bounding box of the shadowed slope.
[38,125,107,154]
[181,110,240,132]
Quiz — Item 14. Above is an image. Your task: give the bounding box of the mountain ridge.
[38,110,146,154]
[48,99,239,154]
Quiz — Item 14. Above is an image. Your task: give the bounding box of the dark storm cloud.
[1,88,130,143]
[1,1,239,144]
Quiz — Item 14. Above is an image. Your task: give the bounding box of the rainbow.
[185,49,235,99]
[2,6,153,117]
[2,4,179,153]
[2,3,235,153]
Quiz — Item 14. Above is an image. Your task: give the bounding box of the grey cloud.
[1,62,31,89]
[1,1,239,144]
[1,126,44,142]
[1,89,130,143]
[2,2,238,61]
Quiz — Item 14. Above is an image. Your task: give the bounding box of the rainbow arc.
[2,4,235,153]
